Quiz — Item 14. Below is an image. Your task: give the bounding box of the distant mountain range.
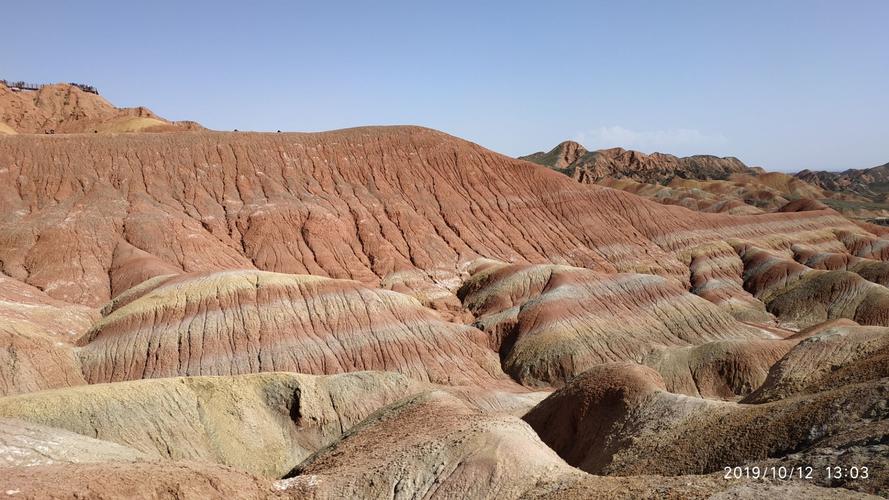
[522,140,889,221]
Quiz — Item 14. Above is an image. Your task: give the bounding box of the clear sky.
[4,1,887,171]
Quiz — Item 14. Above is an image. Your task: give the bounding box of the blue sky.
[4,1,887,171]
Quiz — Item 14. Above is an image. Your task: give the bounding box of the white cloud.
[575,126,727,154]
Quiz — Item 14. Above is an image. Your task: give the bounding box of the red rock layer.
[0,273,95,396]
[0,127,865,309]
[77,270,510,387]
[835,229,889,260]
[685,241,773,322]
[460,262,762,386]
[792,244,889,286]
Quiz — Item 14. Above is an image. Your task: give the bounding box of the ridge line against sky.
[3,0,887,172]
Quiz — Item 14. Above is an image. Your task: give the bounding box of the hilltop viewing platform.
[1,79,99,95]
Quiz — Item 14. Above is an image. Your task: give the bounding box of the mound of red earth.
[0,126,862,310]
[2,90,888,497]
[0,82,202,134]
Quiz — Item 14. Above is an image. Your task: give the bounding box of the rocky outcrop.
[792,244,889,286]
[685,241,775,322]
[521,140,587,169]
[835,230,889,260]
[279,389,861,499]
[797,162,889,202]
[641,339,796,399]
[735,243,889,328]
[0,274,95,396]
[521,141,878,218]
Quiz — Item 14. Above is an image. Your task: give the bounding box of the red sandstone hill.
[1,90,888,497]
[0,82,202,134]
[0,126,867,312]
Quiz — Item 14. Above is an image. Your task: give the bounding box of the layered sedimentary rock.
[835,230,889,260]
[459,261,762,386]
[3,98,889,499]
[521,141,844,215]
[792,244,889,286]
[797,162,889,202]
[77,270,508,387]
[0,274,95,396]
[0,371,421,477]
[524,363,888,495]
[283,390,577,499]
[734,243,889,328]
[685,241,775,321]
[521,143,754,184]
[0,127,864,311]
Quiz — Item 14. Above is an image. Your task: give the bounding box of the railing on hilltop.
[0,79,99,95]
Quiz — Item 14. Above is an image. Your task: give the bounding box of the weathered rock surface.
[522,144,754,184]
[685,241,775,322]
[459,261,762,386]
[0,127,863,310]
[735,243,889,328]
[641,339,796,399]
[744,324,889,403]
[0,371,421,477]
[281,389,868,499]
[0,417,148,467]
[836,230,889,260]
[797,162,889,203]
[2,94,888,499]
[0,274,95,396]
[523,363,888,495]
[521,141,842,216]
[792,244,889,286]
[77,270,508,387]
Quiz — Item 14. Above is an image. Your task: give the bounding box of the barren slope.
[0,82,202,134]
[0,127,863,313]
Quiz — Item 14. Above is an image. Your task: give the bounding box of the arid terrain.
[0,83,886,499]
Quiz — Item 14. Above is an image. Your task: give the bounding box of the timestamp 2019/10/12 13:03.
[724,465,870,481]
